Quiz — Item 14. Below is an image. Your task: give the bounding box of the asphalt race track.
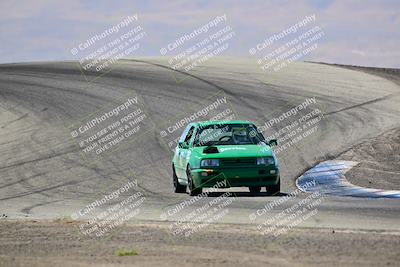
[1,57,400,232]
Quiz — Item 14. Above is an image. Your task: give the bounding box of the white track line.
[296,160,400,198]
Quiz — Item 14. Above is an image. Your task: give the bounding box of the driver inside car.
[232,128,250,144]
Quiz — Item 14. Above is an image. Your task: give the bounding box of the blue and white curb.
[296,160,400,198]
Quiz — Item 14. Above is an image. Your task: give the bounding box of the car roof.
[192,120,253,127]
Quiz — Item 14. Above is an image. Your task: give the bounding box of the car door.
[175,124,194,178]
[180,126,195,180]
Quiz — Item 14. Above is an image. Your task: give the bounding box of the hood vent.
[203,146,219,154]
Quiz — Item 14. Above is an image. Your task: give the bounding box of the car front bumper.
[191,167,280,188]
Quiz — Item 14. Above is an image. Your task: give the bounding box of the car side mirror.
[178,142,189,149]
[268,139,278,147]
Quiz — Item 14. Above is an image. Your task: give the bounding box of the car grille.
[220,158,257,167]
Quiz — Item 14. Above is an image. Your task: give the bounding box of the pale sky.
[0,0,399,67]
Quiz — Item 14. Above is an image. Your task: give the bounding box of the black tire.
[173,165,186,193]
[249,186,262,193]
[187,166,202,196]
[267,179,280,195]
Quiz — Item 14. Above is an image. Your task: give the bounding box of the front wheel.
[187,166,202,196]
[266,179,280,195]
[173,165,186,193]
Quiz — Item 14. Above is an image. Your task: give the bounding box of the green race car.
[172,120,280,196]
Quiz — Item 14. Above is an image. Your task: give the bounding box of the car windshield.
[193,124,265,147]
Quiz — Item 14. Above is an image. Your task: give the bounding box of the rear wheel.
[266,179,280,195]
[173,165,186,193]
[249,186,262,194]
[187,166,202,196]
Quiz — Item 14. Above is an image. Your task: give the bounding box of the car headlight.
[201,159,220,167]
[257,157,274,165]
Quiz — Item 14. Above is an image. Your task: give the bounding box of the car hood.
[192,144,274,158]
